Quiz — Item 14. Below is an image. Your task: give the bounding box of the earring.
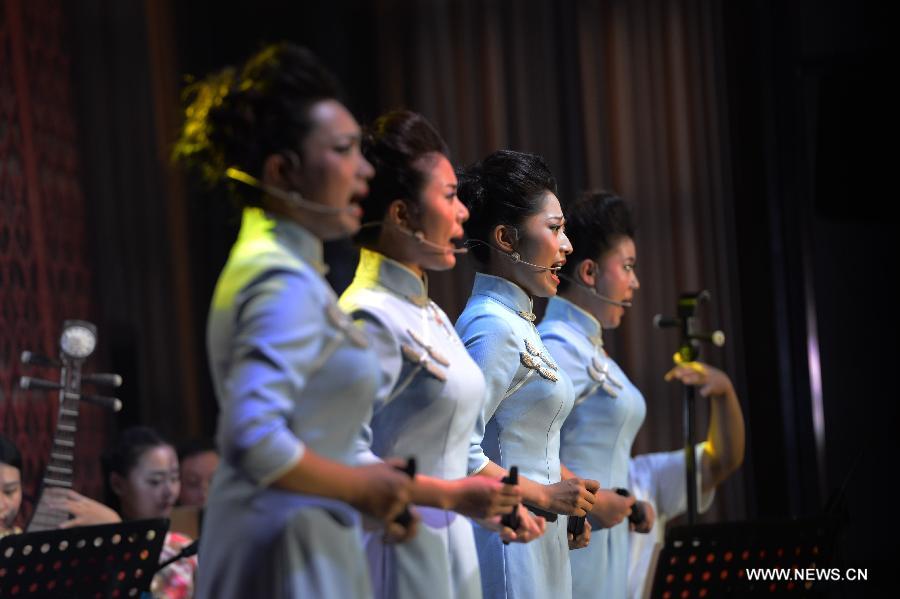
[511,252,521,263]
[414,231,426,243]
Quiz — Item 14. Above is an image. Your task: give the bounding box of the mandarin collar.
[472,272,535,322]
[544,296,604,347]
[354,248,429,306]
[238,207,328,275]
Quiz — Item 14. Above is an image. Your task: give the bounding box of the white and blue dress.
[197,208,380,599]
[339,248,486,599]
[456,273,576,599]
[539,296,647,599]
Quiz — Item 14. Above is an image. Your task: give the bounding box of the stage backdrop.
[111,0,752,525]
[366,0,748,525]
[0,0,108,528]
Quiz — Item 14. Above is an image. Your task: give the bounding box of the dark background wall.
[722,0,897,588]
[2,0,895,591]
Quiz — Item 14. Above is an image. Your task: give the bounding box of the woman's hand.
[537,477,599,516]
[43,488,121,529]
[477,504,546,544]
[665,363,735,399]
[590,488,634,528]
[630,500,655,533]
[447,476,520,519]
[349,461,418,543]
[567,516,591,549]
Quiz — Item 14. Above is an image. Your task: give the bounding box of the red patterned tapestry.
[1,0,107,529]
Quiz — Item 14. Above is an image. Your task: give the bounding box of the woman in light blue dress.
[339,110,524,599]
[455,151,600,599]
[542,191,743,598]
[174,43,417,599]
[538,191,647,598]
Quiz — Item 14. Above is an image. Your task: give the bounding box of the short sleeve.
[628,444,715,521]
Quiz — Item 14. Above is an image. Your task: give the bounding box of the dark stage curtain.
[62,0,203,441]
[369,0,748,524]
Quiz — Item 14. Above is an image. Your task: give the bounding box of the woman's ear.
[576,258,596,287]
[109,472,125,498]
[261,150,301,190]
[386,199,410,229]
[492,224,517,253]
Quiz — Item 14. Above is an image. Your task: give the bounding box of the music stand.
[646,517,840,598]
[0,518,168,598]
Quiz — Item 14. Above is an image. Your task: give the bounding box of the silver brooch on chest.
[524,338,558,371]
[401,344,448,382]
[587,355,623,397]
[406,328,451,367]
[520,349,559,382]
[517,310,537,322]
[325,304,369,348]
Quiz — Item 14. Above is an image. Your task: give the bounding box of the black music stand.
[0,518,168,598]
[646,517,840,599]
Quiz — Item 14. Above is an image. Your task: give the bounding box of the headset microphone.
[557,273,633,308]
[463,239,562,272]
[225,167,358,216]
[405,229,469,254]
[358,221,469,254]
[507,251,559,272]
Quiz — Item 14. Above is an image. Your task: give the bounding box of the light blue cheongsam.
[339,248,486,599]
[197,208,380,599]
[456,273,575,599]
[539,296,647,599]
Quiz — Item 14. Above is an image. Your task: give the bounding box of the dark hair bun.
[174,43,341,207]
[457,150,557,263]
[557,190,635,292]
[355,110,449,246]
